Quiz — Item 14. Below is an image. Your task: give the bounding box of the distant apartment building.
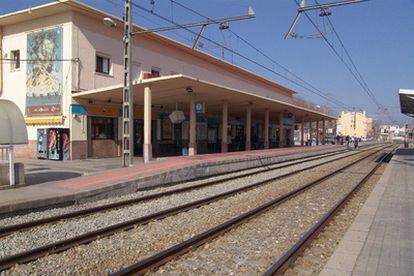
[337,111,373,138]
[380,124,412,142]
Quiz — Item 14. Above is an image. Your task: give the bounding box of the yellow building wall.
[337,111,373,138]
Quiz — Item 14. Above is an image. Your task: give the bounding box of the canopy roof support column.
[279,113,284,147]
[301,117,305,147]
[322,120,326,145]
[143,85,152,163]
[316,120,320,146]
[245,104,252,151]
[189,93,197,156]
[290,114,295,146]
[308,120,312,146]
[221,102,228,153]
[264,109,270,149]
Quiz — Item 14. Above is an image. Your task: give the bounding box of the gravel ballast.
[1,148,382,275]
[150,152,383,275]
[0,149,369,258]
[283,164,386,276]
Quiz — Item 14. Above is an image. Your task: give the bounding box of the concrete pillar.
[322,120,326,145]
[189,93,197,156]
[301,117,305,146]
[316,120,320,145]
[245,104,252,151]
[221,102,228,153]
[308,121,312,146]
[264,109,270,149]
[333,120,337,137]
[143,85,152,163]
[290,114,295,146]
[279,112,284,147]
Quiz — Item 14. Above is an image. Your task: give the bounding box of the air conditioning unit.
[169,110,185,124]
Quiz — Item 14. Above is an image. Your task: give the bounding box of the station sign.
[283,112,294,126]
[194,102,205,114]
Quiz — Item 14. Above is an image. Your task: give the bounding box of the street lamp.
[103,17,117,28]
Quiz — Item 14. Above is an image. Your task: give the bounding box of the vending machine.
[37,129,48,159]
[47,128,70,161]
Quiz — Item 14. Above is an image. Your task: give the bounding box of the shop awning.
[24,116,65,125]
[72,74,337,122]
[399,89,414,117]
[0,100,28,145]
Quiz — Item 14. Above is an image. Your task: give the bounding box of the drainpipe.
[0,27,3,97]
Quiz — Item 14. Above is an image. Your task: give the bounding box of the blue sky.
[1,0,413,123]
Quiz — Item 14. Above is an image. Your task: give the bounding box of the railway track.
[263,145,397,275]
[0,145,374,238]
[0,145,385,272]
[109,145,391,275]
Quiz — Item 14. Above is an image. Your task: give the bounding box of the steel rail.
[0,146,367,238]
[0,146,384,271]
[111,146,390,276]
[263,146,398,276]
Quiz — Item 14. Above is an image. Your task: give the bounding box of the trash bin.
[182,147,189,156]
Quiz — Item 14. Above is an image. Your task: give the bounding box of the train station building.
[0,0,337,162]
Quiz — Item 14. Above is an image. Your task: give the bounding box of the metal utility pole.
[115,1,254,166]
[122,0,133,167]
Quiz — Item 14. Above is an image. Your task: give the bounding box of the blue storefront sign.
[71,104,88,115]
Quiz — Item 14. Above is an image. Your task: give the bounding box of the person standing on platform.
[354,138,359,149]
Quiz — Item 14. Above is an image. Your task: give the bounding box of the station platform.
[0,145,341,216]
[321,148,414,275]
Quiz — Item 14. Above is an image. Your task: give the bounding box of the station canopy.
[399,89,414,117]
[0,99,28,145]
[72,74,336,122]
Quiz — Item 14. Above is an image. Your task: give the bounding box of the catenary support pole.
[122,0,134,167]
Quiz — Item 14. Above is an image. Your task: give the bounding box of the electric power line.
[317,2,395,122]
[169,0,354,111]
[294,0,395,122]
[131,1,351,111]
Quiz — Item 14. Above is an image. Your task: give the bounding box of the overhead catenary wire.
[54,0,349,111]
[169,0,354,111]
[53,0,352,113]
[130,1,351,111]
[293,0,395,122]
[317,2,395,122]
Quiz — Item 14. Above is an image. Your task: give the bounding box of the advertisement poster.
[37,129,48,159]
[26,27,63,115]
[62,132,70,161]
[48,129,60,160]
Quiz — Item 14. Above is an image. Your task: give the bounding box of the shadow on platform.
[25,172,82,185]
[395,148,414,155]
